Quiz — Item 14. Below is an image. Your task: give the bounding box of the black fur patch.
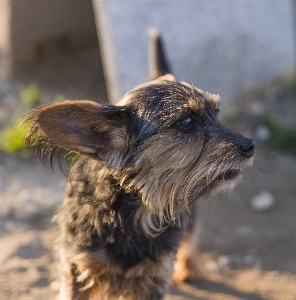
[58,160,181,271]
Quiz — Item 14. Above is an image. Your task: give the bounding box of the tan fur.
[22,31,255,300]
[122,125,253,236]
[172,237,203,283]
[58,248,174,300]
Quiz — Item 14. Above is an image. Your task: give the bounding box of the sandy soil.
[1,46,296,299]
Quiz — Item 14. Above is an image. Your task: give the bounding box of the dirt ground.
[1,46,296,300]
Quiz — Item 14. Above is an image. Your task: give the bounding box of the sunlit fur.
[58,247,174,300]
[23,79,254,299]
[112,81,253,234]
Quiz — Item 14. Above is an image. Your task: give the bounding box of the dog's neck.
[66,157,179,236]
[58,157,182,270]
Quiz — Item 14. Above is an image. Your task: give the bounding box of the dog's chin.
[219,169,240,180]
[209,169,242,196]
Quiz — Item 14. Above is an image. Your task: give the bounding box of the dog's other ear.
[24,100,130,160]
[149,28,175,82]
[205,92,220,112]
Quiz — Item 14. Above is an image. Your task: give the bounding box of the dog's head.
[23,78,254,231]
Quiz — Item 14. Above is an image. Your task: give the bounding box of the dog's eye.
[177,115,194,129]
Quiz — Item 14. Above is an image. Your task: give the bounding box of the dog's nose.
[239,138,255,157]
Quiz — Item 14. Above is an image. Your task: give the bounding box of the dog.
[23,30,254,300]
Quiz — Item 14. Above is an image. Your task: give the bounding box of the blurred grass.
[0,84,62,156]
[0,117,28,155]
[19,83,41,107]
[289,74,296,97]
[260,117,296,155]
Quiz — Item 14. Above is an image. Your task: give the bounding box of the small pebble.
[204,260,220,272]
[50,280,60,291]
[14,189,41,219]
[250,191,275,212]
[217,255,230,268]
[255,125,271,141]
[236,225,252,236]
[249,101,265,115]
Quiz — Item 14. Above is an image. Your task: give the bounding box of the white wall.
[94,0,296,104]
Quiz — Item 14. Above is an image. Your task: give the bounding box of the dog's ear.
[149,28,176,82]
[24,100,130,161]
[204,92,220,112]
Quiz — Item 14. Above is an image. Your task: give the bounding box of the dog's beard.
[123,143,253,236]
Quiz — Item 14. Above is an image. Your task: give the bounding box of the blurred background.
[0,1,296,299]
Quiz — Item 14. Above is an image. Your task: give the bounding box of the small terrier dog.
[23,31,254,299]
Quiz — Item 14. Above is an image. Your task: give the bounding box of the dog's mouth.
[218,169,240,180]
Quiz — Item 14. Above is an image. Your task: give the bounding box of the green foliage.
[261,117,296,154]
[289,74,296,96]
[0,83,41,155]
[0,117,28,155]
[19,83,41,106]
[53,94,66,103]
[0,84,64,156]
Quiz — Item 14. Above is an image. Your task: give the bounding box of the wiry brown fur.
[58,248,174,300]
[23,79,254,300]
[113,82,252,233]
[22,30,255,299]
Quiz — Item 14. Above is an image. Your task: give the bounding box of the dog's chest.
[60,181,181,271]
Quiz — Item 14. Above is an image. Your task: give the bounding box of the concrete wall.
[94,0,296,104]
[0,0,12,77]
[0,0,97,78]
